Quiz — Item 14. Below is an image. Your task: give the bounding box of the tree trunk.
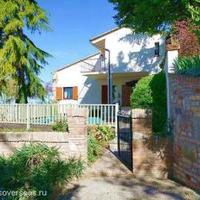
[16,67,28,104]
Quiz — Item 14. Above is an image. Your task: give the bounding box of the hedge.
[175,55,200,76]
[131,71,167,135]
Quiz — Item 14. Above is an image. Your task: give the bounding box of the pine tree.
[0,0,51,103]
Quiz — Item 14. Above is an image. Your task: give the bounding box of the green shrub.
[131,75,153,108]
[0,144,84,200]
[131,71,167,135]
[87,126,114,164]
[150,72,167,134]
[88,134,103,163]
[52,121,68,132]
[96,126,115,142]
[175,55,200,76]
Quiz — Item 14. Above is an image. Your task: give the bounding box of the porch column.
[165,43,180,126]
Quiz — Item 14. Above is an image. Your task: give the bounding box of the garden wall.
[0,108,87,160]
[169,74,200,191]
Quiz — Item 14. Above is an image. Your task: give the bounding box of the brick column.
[132,109,152,135]
[67,107,87,135]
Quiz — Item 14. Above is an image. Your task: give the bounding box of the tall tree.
[0,79,17,103]
[0,0,51,103]
[173,20,200,56]
[109,0,200,41]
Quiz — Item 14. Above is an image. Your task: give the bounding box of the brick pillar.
[67,107,87,135]
[67,107,88,161]
[131,109,174,179]
[132,109,152,135]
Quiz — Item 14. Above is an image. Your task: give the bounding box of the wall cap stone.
[132,109,152,119]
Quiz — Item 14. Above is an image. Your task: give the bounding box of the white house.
[53,27,165,106]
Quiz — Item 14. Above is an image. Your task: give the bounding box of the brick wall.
[132,109,152,135]
[132,135,173,179]
[131,109,173,179]
[169,74,200,191]
[0,107,87,161]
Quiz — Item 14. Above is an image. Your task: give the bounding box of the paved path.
[59,144,199,200]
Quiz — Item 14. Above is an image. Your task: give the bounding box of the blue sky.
[28,0,116,84]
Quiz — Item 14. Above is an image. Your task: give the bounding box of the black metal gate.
[117,111,133,171]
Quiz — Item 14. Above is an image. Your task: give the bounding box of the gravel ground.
[61,176,199,200]
[58,148,200,200]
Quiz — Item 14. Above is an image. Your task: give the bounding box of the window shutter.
[56,87,63,100]
[72,86,78,100]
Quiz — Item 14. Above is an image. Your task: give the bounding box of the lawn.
[0,120,69,132]
[0,123,53,132]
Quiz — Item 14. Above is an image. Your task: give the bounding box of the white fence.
[0,104,119,130]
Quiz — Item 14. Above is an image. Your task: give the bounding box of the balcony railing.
[81,56,108,73]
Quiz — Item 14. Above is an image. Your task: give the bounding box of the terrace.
[81,54,108,74]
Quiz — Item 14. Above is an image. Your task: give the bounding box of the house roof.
[56,53,100,72]
[55,27,121,72]
[90,27,120,42]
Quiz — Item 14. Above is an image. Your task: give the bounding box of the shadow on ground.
[58,175,199,200]
[57,149,199,200]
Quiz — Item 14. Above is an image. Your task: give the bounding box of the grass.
[0,123,63,133]
[0,127,53,133]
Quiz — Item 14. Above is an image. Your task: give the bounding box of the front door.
[122,85,132,106]
[102,85,108,104]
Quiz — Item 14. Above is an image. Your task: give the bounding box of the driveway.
[59,145,200,200]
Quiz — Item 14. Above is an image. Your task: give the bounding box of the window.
[155,42,160,57]
[63,87,73,99]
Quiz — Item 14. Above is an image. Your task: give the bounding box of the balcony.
[81,55,108,74]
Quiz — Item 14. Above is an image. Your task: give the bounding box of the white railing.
[0,104,119,130]
[80,56,107,73]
